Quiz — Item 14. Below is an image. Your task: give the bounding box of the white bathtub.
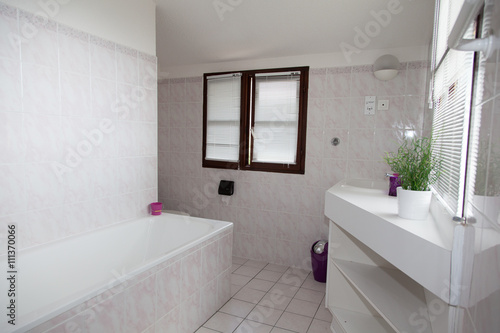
[1,213,233,333]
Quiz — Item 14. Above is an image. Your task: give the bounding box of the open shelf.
[334,259,432,333]
[330,307,394,333]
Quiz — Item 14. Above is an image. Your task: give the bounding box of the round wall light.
[373,54,400,81]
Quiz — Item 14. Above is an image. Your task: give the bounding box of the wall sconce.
[373,54,400,81]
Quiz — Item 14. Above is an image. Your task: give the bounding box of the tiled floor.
[195,257,333,333]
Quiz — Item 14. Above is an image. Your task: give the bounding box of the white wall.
[0,0,156,55]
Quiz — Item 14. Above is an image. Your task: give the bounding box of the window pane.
[205,74,241,162]
[253,74,300,164]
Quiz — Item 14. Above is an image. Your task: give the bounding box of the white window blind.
[252,72,300,164]
[205,73,241,162]
[431,0,475,216]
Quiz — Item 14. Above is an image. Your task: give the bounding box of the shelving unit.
[324,180,455,333]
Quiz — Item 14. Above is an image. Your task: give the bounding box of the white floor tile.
[233,265,262,277]
[258,292,293,311]
[203,312,244,333]
[285,298,319,318]
[307,318,332,333]
[314,302,333,322]
[264,263,289,273]
[301,277,326,292]
[234,319,274,333]
[219,298,256,318]
[255,270,284,282]
[275,312,313,333]
[233,286,266,304]
[195,328,220,333]
[246,278,275,292]
[268,283,299,298]
[247,305,284,326]
[294,288,324,304]
[244,260,268,269]
[231,273,253,286]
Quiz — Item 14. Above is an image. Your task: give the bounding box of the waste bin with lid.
[310,240,328,282]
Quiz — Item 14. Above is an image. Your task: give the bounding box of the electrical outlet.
[364,96,376,115]
[378,100,389,110]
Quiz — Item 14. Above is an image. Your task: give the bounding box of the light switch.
[364,96,376,115]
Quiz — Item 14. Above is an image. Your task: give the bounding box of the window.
[430,0,478,217]
[203,67,309,174]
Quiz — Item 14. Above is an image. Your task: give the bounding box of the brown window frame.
[202,66,309,174]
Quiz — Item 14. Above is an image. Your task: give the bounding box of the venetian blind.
[252,72,300,164]
[431,0,475,216]
[205,73,241,162]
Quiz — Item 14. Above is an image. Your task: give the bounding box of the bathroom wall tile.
[85,292,125,333]
[91,77,117,120]
[158,82,169,103]
[138,54,157,90]
[25,162,66,210]
[406,62,428,96]
[307,99,325,129]
[0,58,22,112]
[186,77,203,103]
[169,78,186,103]
[125,274,156,333]
[185,127,202,153]
[181,249,202,301]
[93,196,119,228]
[326,67,352,98]
[308,70,326,99]
[170,127,187,152]
[404,95,426,130]
[321,159,347,189]
[324,98,350,129]
[322,128,348,160]
[348,129,374,160]
[349,97,375,129]
[60,71,91,117]
[22,62,60,115]
[305,128,324,158]
[202,240,219,285]
[347,160,374,179]
[180,291,202,333]
[186,102,203,128]
[0,111,25,163]
[376,68,406,96]
[0,4,20,61]
[156,306,180,333]
[373,129,402,163]
[117,83,141,121]
[350,66,376,97]
[156,260,181,319]
[141,88,158,122]
[24,207,64,247]
[116,45,138,85]
[374,96,405,130]
[90,36,116,81]
[200,280,218,323]
[63,158,96,204]
[19,12,58,68]
[58,25,90,76]
[0,164,25,216]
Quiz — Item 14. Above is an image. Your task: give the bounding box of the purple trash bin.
[311,241,328,283]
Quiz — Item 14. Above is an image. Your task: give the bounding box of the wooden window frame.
[202,66,309,174]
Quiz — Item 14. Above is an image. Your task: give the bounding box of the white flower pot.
[397,187,432,220]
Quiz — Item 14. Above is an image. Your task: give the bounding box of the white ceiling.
[156,0,435,77]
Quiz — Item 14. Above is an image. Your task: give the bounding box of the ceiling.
[156,0,435,76]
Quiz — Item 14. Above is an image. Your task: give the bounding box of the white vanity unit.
[324,179,457,333]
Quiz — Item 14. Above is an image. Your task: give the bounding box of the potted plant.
[384,136,441,220]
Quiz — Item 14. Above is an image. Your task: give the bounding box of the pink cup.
[151,202,162,215]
